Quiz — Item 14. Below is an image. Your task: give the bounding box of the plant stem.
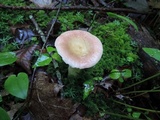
[123,86,160,95]
[112,99,160,113]
[104,111,144,120]
[68,66,81,77]
[119,72,160,91]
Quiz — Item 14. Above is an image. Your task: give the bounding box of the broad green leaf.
[83,80,94,100]
[51,53,62,62]
[132,112,141,119]
[109,69,121,79]
[122,69,132,78]
[107,12,138,31]
[46,46,56,53]
[33,53,52,68]
[0,107,10,120]
[0,52,17,66]
[4,72,29,99]
[143,47,160,61]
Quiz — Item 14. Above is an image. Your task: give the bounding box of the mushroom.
[55,30,103,76]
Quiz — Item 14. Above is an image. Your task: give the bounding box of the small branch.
[0,4,147,14]
[29,15,46,43]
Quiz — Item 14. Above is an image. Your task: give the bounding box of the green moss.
[0,0,26,6]
[58,11,85,31]
[34,10,53,27]
[85,20,139,77]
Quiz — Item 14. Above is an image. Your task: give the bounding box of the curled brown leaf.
[15,44,40,74]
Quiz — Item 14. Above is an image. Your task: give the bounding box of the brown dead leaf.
[7,103,23,119]
[35,69,64,97]
[10,24,30,35]
[30,97,74,120]
[15,44,39,74]
[29,69,75,119]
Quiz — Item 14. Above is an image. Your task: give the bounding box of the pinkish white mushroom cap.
[55,30,103,69]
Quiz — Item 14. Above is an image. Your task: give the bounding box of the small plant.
[4,72,29,99]
[0,51,29,119]
[127,107,141,119]
[33,46,61,68]
[83,77,102,99]
[109,69,132,83]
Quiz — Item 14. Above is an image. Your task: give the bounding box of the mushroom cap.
[55,30,103,69]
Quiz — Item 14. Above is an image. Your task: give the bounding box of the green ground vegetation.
[0,0,143,119]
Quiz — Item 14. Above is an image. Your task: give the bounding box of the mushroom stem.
[68,66,81,77]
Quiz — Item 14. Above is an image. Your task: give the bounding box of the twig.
[45,2,64,98]
[29,1,64,98]
[0,4,147,14]
[41,0,62,49]
[29,15,46,43]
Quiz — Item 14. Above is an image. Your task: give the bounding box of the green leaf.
[132,112,141,119]
[0,52,17,66]
[127,107,132,113]
[33,53,52,68]
[0,107,10,120]
[4,72,29,99]
[51,53,62,62]
[46,46,56,53]
[119,77,124,83]
[46,46,62,62]
[109,69,121,79]
[122,69,132,78]
[127,56,134,62]
[93,77,103,81]
[83,80,94,100]
[143,47,160,61]
[107,12,138,31]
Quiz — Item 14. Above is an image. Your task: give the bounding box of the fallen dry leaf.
[10,24,30,35]
[35,69,64,97]
[7,103,23,119]
[15,44,39,74]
